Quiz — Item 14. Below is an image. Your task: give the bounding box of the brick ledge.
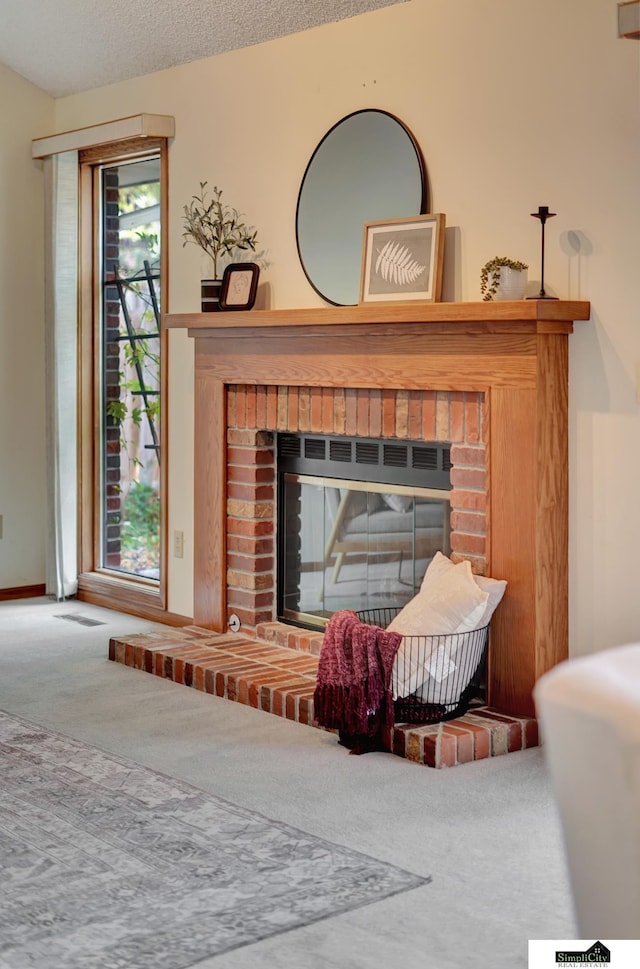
[108,626,538,768]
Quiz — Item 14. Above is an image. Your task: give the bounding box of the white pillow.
[421,552,507,628]
[388,553,507,704]
[388,553,488,638]
[474,574,507,628]
[387,554,488,698]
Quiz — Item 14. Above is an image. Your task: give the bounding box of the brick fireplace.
[166,299,590,718]
[225,386,486,629]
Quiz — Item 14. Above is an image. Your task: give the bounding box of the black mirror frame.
[295,109,427,307]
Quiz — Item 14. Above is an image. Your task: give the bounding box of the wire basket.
[357,607,489,725]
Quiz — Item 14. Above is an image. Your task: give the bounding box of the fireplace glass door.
[278,474,450,628]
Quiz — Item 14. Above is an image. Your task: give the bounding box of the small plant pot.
[491,267,528,301]
[201,279,222,312]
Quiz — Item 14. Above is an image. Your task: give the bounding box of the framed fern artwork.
[359,214,445,304]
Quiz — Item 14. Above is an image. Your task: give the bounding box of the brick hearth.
[109,622,539,769]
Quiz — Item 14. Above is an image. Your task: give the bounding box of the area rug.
[0,710,429,968]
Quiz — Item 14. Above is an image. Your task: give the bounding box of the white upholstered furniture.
[534,644,640,938]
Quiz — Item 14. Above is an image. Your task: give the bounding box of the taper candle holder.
[527,205,558,300]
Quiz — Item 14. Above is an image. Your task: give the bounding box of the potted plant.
[182,182,258,311]
[480,256,529,301]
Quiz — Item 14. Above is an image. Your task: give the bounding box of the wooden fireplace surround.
[165,299,590,717]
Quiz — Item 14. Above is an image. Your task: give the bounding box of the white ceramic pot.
[491,267,528,301]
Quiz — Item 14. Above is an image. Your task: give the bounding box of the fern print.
[375,240,426,286]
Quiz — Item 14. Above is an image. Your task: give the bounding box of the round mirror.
[296,110,427,306]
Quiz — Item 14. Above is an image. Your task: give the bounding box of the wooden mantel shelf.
[165,299,590,333]
[169,298,591,718]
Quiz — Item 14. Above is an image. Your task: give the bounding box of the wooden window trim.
[77,137,173,620]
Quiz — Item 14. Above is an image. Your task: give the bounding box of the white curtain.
[44,151,78,600]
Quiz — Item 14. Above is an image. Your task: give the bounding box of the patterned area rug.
[0,710,429,968]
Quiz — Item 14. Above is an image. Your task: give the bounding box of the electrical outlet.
[173,530,184,558]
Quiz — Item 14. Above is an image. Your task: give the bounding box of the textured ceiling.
[1,0,408,98]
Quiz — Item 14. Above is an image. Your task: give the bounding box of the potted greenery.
[182,182,258,311]
[480,256,529,301]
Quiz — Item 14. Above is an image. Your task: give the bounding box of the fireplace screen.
[278,461,452,637]
[277,433,452,628]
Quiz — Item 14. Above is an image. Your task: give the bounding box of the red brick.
[227,534,274,556]
[524,718,539,748]
[246,387,257,428]
[234,386,247,427]
[298,696,314,725]
[450,510,486,534]
[382,389,396,437]
[310,387,323,432]
[421,391,436,441]
[194,660,228,692]
[227,483,274,501]
[266,386,278,429]
[442,724,474,764]
[287,387,299,431]
[260,685,274,712]
[465,393,482,444]
[299,387,311,431]
[435,730,457,768]
[277,387,288,430]
[227,446,273,466]
[450,488,487,512]
[334,388,346,435]
[435,392,450,440]
[256,385,267,429]
[450,467,486,490]
[227,428,273,447]
[392,726,409,758]
[174,648,219,684]
[457,719,491,760]
[227,607,273,629]
[450,390,465,443]
[357,389,369,437]
[408,391,422,439]
[451,444,486,468]
[226,518,274,538]
[476,710,525,752]
[450,532,486,556]
[227,464,274,484]
[255,622,281,642]
[226,552,273,572]
[285,687,315,721]
[227,589,274,610]
[322,387,335,433]
[395,389,409,438]
[345,388,357,435]
[369,388,382,438]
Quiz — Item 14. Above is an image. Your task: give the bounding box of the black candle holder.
[527,205,558,300]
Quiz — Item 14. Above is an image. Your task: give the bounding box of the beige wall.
[0,65,53,589]
[14,0,640,656]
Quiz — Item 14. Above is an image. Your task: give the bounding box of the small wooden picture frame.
[359,214,446,304]
[219,263,260,311]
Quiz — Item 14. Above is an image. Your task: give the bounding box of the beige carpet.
[0,597,576,968]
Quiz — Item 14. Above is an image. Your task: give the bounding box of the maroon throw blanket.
[313,610,402,754]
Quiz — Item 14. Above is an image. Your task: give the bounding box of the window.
[78,138,168,614]
[101,156,161,578]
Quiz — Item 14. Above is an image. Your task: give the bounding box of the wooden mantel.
[165,300,590,717]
